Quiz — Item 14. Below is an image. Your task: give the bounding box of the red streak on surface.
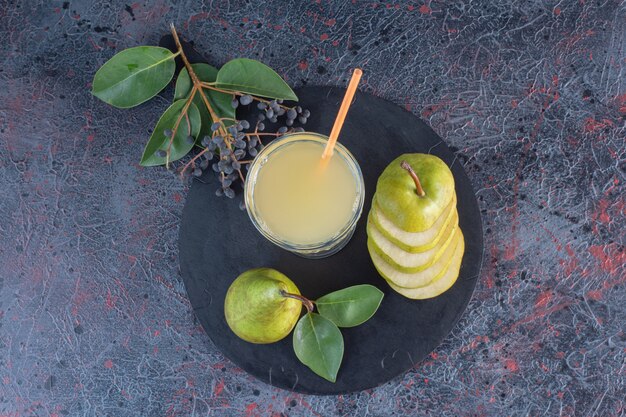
[534,290,553,309]
[298,60,308,70]
[190,12,209,23]
[554,7,561,15]
[586,290,603,301]
[419,4,432,14]
[509,301,573,331]
[214,380,225,396]
[324,18,336,26]
[505,358,519,372]
[105,289,117,310]
[320,33,329,41]
[583,117,613,133]
[104,359,113,369]
[244,403,258,417]
[589,243,626,274]
[615,93,626,113]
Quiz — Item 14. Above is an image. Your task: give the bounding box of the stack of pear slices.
[367,154,464,299]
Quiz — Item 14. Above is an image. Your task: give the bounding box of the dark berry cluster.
[179,94,310,206]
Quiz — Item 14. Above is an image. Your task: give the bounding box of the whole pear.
[224,268,303,344]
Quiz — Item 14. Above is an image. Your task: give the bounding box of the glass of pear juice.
[244,131,365,258]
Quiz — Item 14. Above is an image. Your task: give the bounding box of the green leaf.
[92,46,176,108]
[215,58,298,101]
[316,285,384,328]
[293,313,343,383]
[174,64,235,141]
[174,66,192,100]
[140,99,200,166]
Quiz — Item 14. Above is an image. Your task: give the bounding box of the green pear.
[386,231,465,299]
[370,194,457,253]
[369,229,461,288]
[224,268,304,344]
[367,210,458,272]
[375,154,455,232]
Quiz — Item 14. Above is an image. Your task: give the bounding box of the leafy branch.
[92,24,310,203]
[290,285,384,383]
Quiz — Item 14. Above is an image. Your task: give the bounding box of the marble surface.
[1,0,625,416]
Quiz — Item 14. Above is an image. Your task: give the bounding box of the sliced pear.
[369,229,460,288]
[387,232,464,299]
[371,194,457,253]
[367,210,458,273]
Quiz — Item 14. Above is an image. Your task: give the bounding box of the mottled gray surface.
[1,0,625,416]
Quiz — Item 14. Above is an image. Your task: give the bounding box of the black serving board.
[178,85,484,395]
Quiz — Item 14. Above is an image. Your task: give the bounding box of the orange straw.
[321,68,363,160]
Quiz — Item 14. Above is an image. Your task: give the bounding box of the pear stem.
[401,160,426,197]
[280,291,314,313]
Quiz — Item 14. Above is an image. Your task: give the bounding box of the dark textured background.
[1,0,625,416]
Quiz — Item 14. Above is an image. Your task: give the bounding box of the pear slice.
[386,232,464,299]
[369,229,461,288]
[367,210,458,273]
[371,194,457,253]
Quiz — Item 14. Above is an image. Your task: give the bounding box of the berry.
[208,141,217,151]
[257,122,265,131]
[302,109,311,118]
[163,129,173,137]
[185,135,195,145]
[211,122,221,132]
[193,168,203,177]
[212,163,219,172]
[215,187,224,197]
[278,126,288,134]
[228,126,238,136]
[212,135,224,144]
[257,102,267,110]
[156,149,167,158]
[276,108,285,116]
[287,109,297,120]
[296,106,302,113]
[249,147,258,157]
[234,149,246,159]
[277,99,284,104]
[240,120,250,129]
[222,178,233,188]
[200,159,209,169]
[285,119,293,126]
[298,116,307,124]
[239,95,253,105]
[232,160,241,170]
[265,108,274,119]
[231,98,239,109]
[257,113,266,121]
[293,127,305,133]
[224,187,235,199]
[269,116,278,123]
[248,137,258,148]
[239,200,246,211]
[235,139,246,149]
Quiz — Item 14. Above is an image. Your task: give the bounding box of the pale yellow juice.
[251,135,359,245]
